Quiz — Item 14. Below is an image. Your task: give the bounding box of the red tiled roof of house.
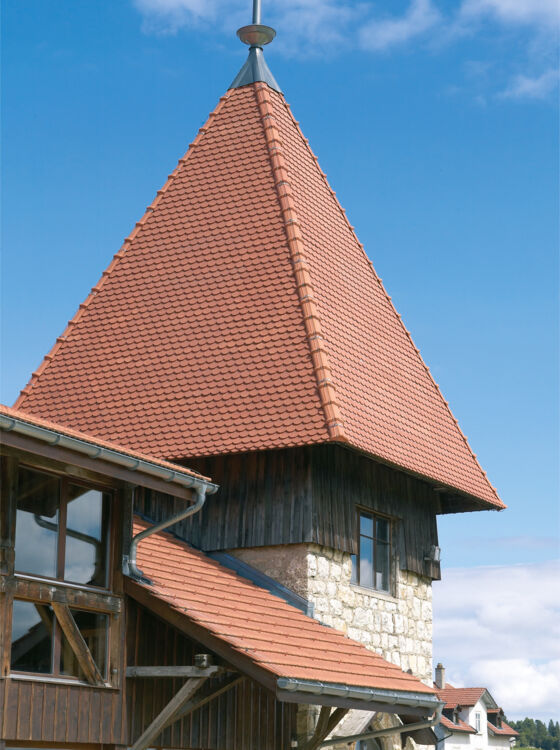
[435,684,487,708]
[488,720,519,737]
[440,715,476,734]
[127,517,435,696]
[0,404,208,482]
[15,81,503,509]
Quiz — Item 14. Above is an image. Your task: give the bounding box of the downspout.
[319,702,444,747]
[125,486,209,580]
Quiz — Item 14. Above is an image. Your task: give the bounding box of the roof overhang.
[0,409,218,500]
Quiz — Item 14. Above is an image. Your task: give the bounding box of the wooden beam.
[303,707,350,750]
[130,677,207,750]
[51,602,105,686]
[126,665,223,678]
[163,674,246,728]
[1,434,196,500]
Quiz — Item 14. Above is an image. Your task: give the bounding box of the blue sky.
[2,0,559,715]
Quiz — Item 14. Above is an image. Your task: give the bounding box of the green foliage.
[509,718,560,750]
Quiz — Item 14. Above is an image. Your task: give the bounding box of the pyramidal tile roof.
[15,79,503,509]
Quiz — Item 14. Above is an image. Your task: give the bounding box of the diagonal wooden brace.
[303,706,350,750]
[131,676,208,750]
[51,602,104,686]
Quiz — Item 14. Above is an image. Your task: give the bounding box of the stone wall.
[230,543,433,685]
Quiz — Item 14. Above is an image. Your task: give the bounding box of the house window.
[351,510,391,592]
[10,599,108,680]
[15,467,111,588]
[475,713,481,733]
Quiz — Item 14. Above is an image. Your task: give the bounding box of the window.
[10,599,108,680]
[15,467,111,588]
[351,510,391,592]
[475,713,481,733]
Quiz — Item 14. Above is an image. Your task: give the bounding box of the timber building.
[1,3,504,748]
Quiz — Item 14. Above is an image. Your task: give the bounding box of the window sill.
[350,583,398,603]
[6,672,115,689]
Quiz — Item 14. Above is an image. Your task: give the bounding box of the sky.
[1,0,559,719]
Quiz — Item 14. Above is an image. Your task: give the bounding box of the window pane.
[15,468,60,578]
[60,609,108,680]
[11,600,53,673]
[376,517,389,542]
[359,536,373,588]
[360,513,374,537]
[65,486,110,587]
[375,541,390,592]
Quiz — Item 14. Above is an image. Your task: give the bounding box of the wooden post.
[130,676,207,750]
[0,456,18,576]
[51,602,105,685]
[302,706,350,750]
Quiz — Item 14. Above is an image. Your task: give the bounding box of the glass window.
[11,599,109,682]
[476,713,481,732]
[14,468,111,588]
[60,609,108,680]
[10,600,54,673]
[15,468,60,578]
[352,510,391,593]
[65,486,110,587]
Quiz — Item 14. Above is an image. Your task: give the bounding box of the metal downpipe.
[319,703,444,747]
[126,487,208,580]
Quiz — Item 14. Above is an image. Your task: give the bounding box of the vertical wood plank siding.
[0,678,124,743]
[135,448,314,551]
[126,601,296,749]
[135,445,441,578]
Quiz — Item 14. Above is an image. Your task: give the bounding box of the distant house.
[434,664,519,750]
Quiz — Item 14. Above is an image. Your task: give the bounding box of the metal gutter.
[0,413,218,495]
[277,677,441,711]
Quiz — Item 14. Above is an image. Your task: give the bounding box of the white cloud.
[459,0,560,29]
[433,560,560,719]
[359,0,441,52]
[500,68,560,99]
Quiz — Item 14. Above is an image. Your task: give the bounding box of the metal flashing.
[230,45,281,93]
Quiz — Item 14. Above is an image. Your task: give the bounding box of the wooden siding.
[125,600,296,750]
[310,445,441,578]
[0,678,124,744]
[136,445,441,579]
[135,448,314,551]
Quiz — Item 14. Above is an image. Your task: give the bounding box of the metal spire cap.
[237,24,276,46]
[230,0,282,93]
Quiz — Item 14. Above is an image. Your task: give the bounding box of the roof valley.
[253,82,346,442]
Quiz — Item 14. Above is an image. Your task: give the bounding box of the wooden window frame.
[15,464,113,591]
[351,507,393,594]
[1,457,124,688]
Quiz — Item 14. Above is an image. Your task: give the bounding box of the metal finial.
[237,0,275,47]
[230,0,281,92]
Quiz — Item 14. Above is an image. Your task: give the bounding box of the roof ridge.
[278,97,502,507]
[15,93,232,411]
[253,83,346,442]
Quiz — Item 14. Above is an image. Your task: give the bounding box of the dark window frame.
[10,465,114,684]
[15,465,113,590]
[351,508,393,594]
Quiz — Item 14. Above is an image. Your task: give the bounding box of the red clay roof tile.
[15,82,502,509]
[130,517,435,696]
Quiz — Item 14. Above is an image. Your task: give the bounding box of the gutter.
[277,677,441,711]
[0,413,218,495]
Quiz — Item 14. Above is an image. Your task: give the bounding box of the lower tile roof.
[440,715,476,734]
[128,517,436,698]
